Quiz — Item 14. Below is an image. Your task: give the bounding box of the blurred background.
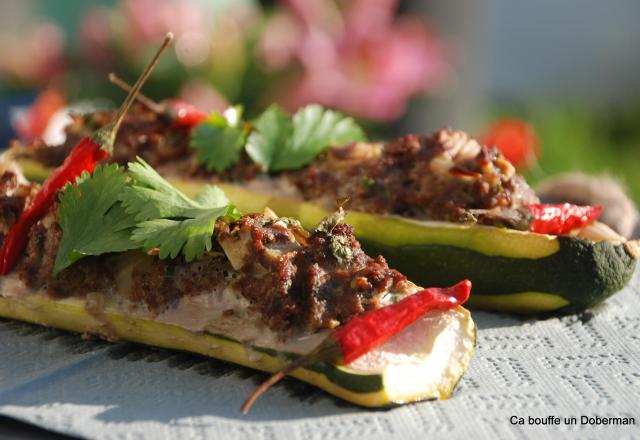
[0,0,639,203]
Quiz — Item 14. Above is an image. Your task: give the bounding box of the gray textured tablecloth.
[1,268,639,440]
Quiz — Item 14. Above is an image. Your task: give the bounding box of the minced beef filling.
[0,171,38,239]
[0,174,412,335]
[29,105,260,181]
[27,107,538,229]
[292,131,539,226]
[127,252,233,314]
[0,170,231,310]
[12,207,118,299]
[10,211,235,314]
[217,214,413,335]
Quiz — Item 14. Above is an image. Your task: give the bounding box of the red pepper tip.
[526,203,602,235]
[593,204,603,216]
[448,279,472,304]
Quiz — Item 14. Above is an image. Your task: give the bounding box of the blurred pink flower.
[270,0,448,121]
[119,0,206,55]
[0,22,66,87]
[117,0,258,56]
[80,0,259,74]
[257,12,303,71]
[2,0,447,128]
[79,6,116,70]
[178,79,228,114]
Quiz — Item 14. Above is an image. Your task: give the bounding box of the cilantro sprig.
[53,164,138,276]
[191,104,366,172]
[121,158,239,261]
[191,106,247,172]
[53,159,240,276]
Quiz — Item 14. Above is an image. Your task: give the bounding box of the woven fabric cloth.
[1,268,638,439]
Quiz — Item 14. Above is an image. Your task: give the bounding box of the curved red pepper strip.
[333,279,471,364]
[167,99,208,128]
[0,139,108,274]
[527,203,602,236]
[241,280,471,413]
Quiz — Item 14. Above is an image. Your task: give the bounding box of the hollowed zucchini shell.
[0,294,476,408]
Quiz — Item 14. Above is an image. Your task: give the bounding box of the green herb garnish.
[54,158,240,276]
[245,105,292,171]
[190,106,248,172]
[191,104,366,172]
[122,158,240,261]
[280,104,365,170]
[53,164,137,276]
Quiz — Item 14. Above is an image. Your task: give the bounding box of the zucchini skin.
[361,236,637,313]
[18,160,638,314]
[0,294,475,407]
[207,182,638,314]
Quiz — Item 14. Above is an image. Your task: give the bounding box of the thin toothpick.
[110,32,173,133]
[108,72,165,114]
[241,336,340,414]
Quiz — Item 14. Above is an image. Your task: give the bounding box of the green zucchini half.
[18,159,638,314]
[191,181,636,314]
[0,293,476,408]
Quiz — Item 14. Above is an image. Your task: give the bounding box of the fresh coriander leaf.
[194,184,230,207]
[131,204,237,262]
[192,185,242,219]
[122,157,241,261]
[54,158,241,272]
[190,106,248,172]
[270,104,366,171]
[245,104,292,171]
[53,164,137,276]
[122,157,204,221]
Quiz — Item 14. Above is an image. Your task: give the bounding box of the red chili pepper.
[333,280,471,364]
[15,87,66,142]
[480,118,540,170]
[241,280,472,413]
[108,74,207,129]
[527,203,602,235]
[0,139,108,274]
[167,99,208,128]
[0,33,174,275]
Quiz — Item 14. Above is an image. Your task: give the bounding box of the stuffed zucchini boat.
[12,105,638,314]
[0,158,475,409]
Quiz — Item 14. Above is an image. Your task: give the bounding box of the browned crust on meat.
[217,215,414,335]
[28,109,537,229]
[31,105,261,181]
[128,253,233,315]
[292,131,539,226]
[0,171,38,238]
